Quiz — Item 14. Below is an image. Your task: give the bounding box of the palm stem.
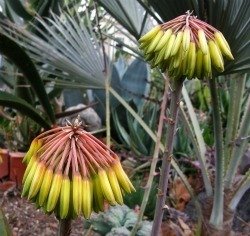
[131,76,170,235]
[58,219,71,236]
[209,77,224,229]
[182,85,212,196]
[229,171,250,211]
[151,78,183,236]
[224,74,246,172]
[225,94,250,188]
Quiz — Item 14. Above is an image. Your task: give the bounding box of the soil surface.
[1,188,90,236]
[1,184,250,235]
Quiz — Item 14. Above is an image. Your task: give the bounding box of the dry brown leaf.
[170,178,191,211]
[178,218,193,236]
[161,220,185,236]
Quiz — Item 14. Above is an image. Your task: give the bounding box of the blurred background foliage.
[0,0,249,233]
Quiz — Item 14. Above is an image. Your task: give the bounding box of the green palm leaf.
[0,91,50,129]
[5,0,33,21]
[97,0,153,38]
[0,9,106,88]
[147,0,198,21]
[0,32,55,124]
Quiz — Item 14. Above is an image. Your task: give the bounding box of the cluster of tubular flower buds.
[139,11,234,79]
[22,118,135,219]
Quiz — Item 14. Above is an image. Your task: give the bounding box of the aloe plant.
[0,1,249,235]
[84,205,152,236]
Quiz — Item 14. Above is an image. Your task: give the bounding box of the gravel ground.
[1,189,88,236]
[1,184,249,235]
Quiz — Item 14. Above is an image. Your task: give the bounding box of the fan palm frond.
[0,8,106,88]
[97,0,153,39]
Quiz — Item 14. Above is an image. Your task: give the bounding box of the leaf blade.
[0,91,50,129]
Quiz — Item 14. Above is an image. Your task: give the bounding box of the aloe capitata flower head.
[22,118,135,219]
[139,11,234,79]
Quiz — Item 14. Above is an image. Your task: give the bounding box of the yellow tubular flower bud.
[198,29,208,55]
[171,31,184,56]
[28,161,46,199]
[112,161,135,193]
[38,168,53,206]
[22,154,37,184]
[138,25,161,43]
[146,30,164,53]
[107,168,124,205]
[208,40,224,72]
[46,172,63,212]
[203,49,212,77]
[98,169,116,205]
[154,43,168,66]
[195,48,203,78]
[164,33,176,60]
[92,174,104,212]
[22,160,39,197]
[154,28,172,51]
[182,27,191,52]
[187,42,197,78]
[59,175,70,219]
[214,31,234,60]
[82,178,92,219]
[72,172,82,215]
[173,48,182,69]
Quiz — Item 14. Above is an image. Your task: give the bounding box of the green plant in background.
[94,56,158,156]
[0,115,40,151]
[113,100,158,156]
[0,1,249,236]
[124,178,158,219]
[0,208,11,236]
[84,205,152,236]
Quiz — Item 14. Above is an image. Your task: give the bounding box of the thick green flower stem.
[130,76,170,236]
[229,172,250,211]
[151,78,183,236]
[225,94,250,188]
[58,219,71,236]
[182,85,212,196]
[224,74,246,171]
[209,77,224,229]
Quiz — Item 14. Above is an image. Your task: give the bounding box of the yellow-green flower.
[139,11,234,79]
[22,118,135,219]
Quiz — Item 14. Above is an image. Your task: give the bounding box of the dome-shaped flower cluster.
[139,11,234,79]
[22,118,135,219]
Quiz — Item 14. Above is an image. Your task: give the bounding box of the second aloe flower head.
[139,11,234,79]
[22,118,135,219]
